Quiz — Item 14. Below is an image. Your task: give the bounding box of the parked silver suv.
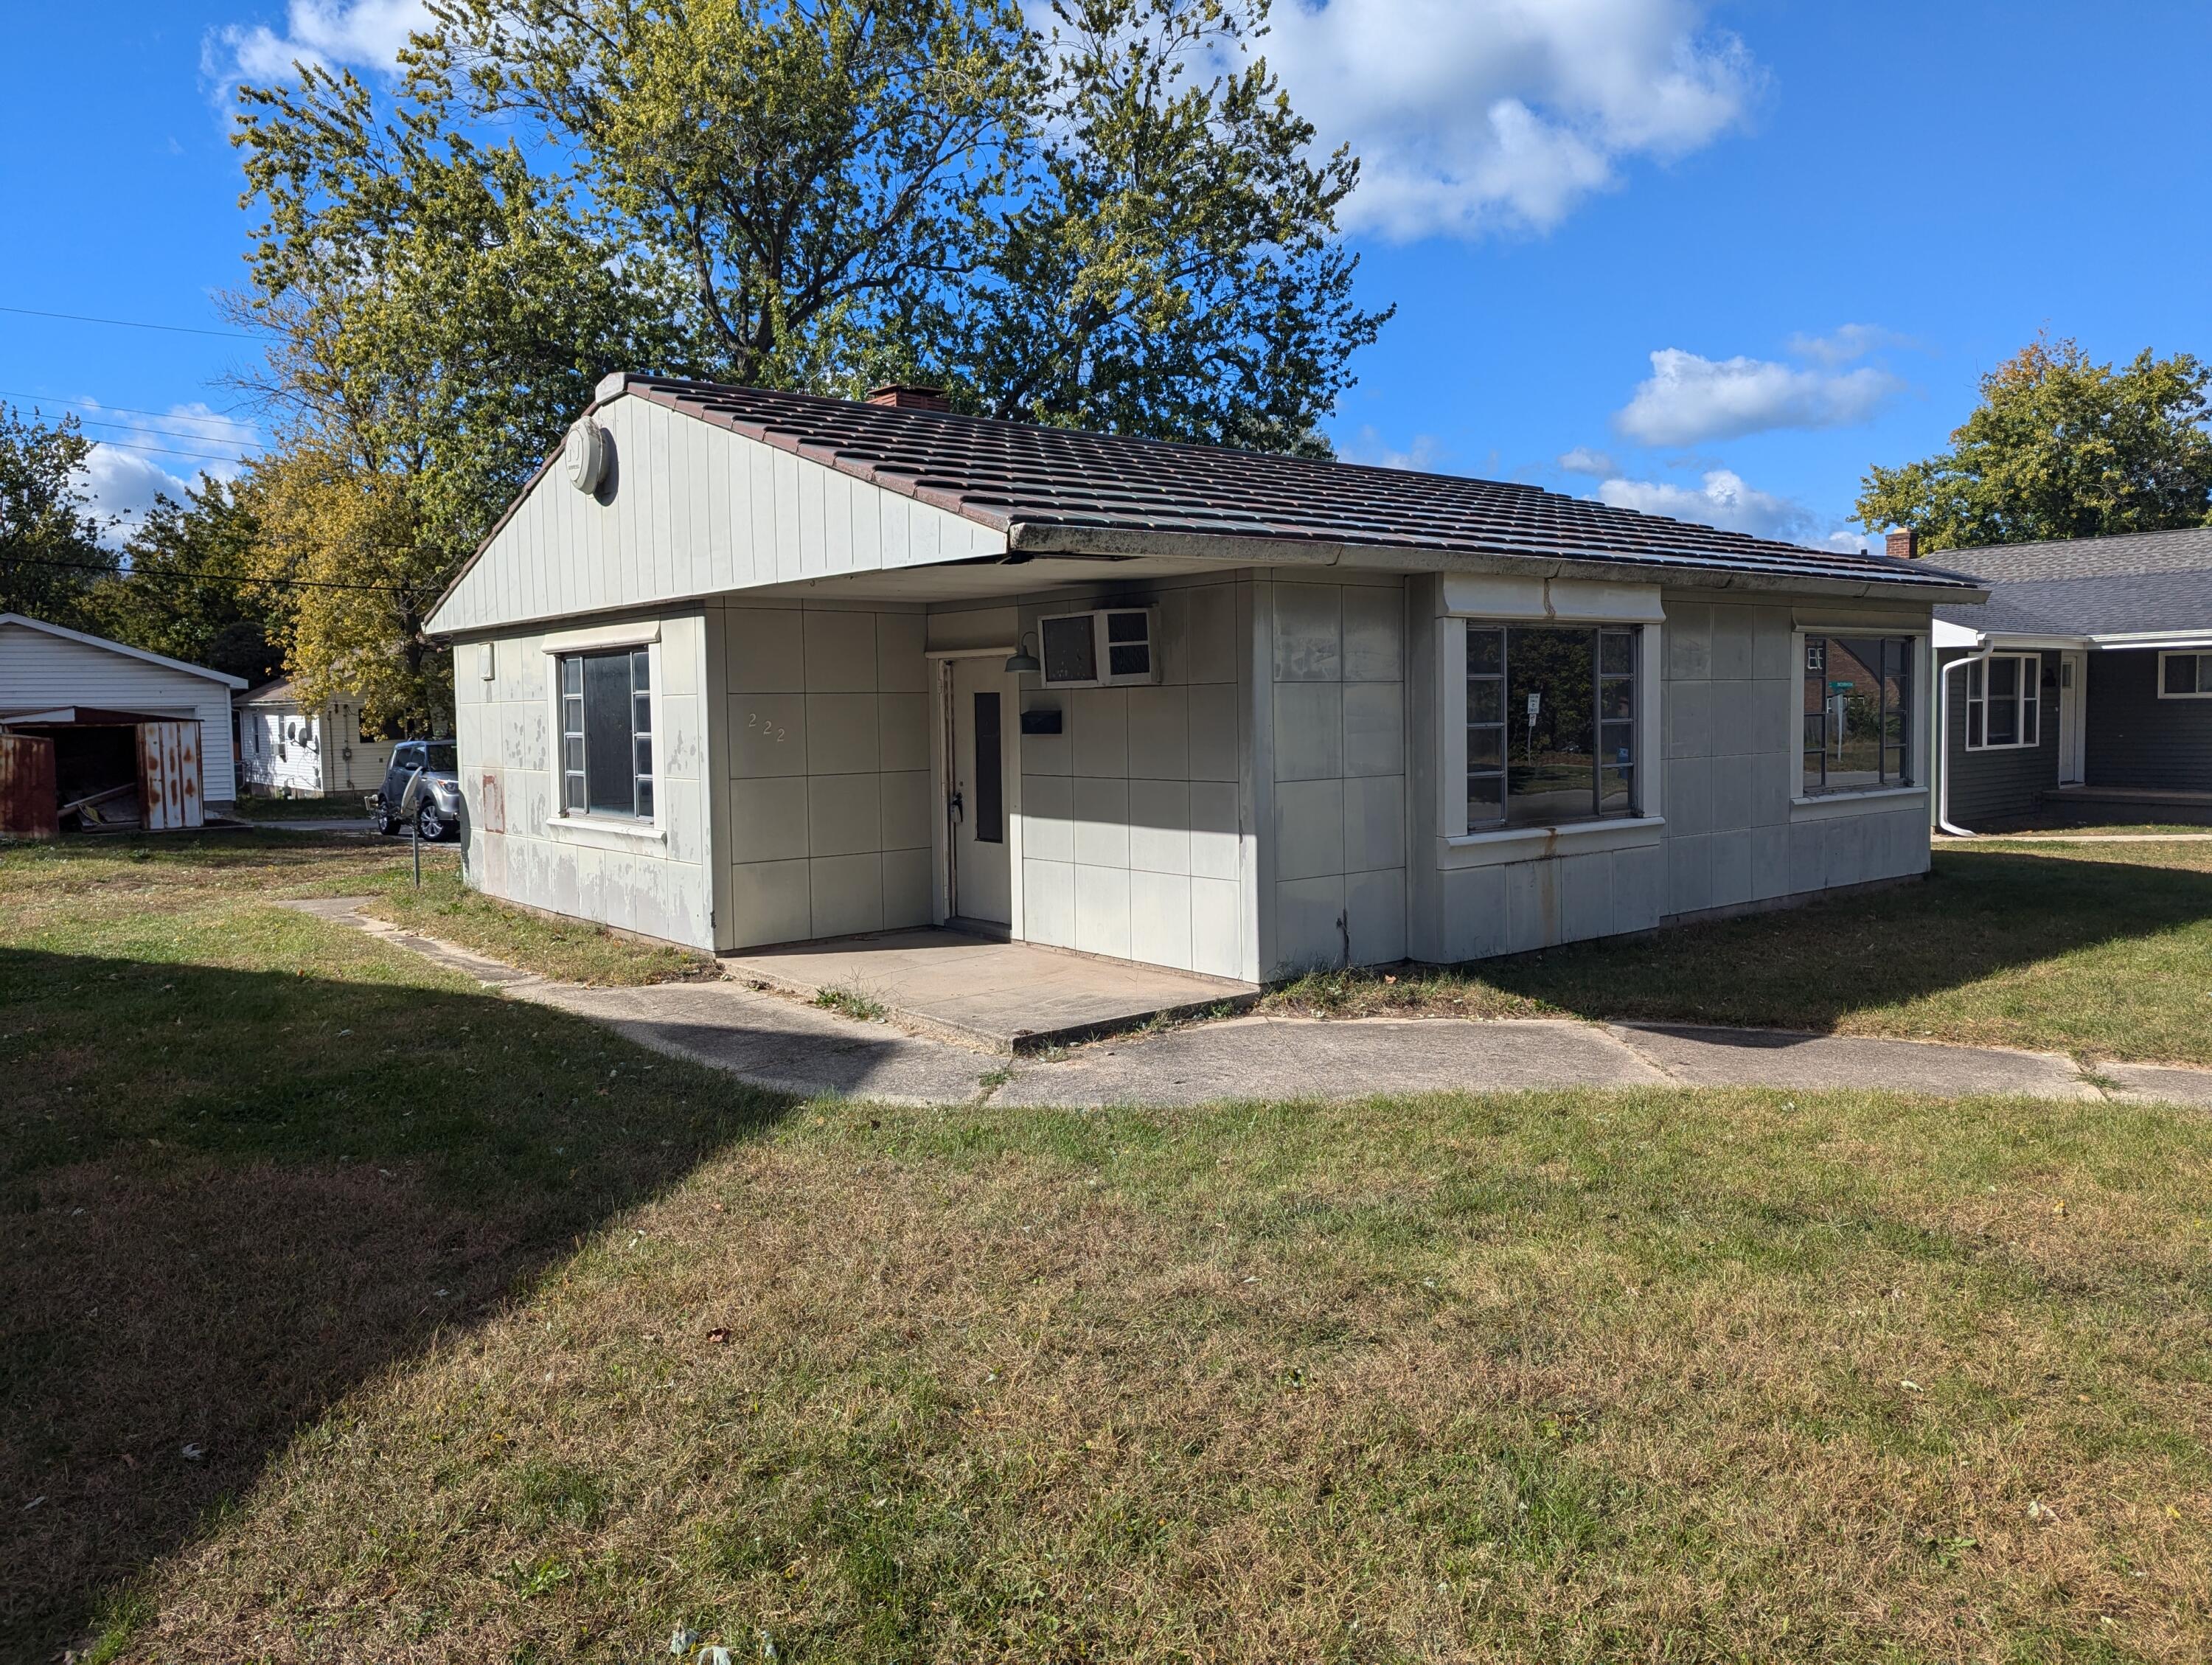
[369,740,462,840]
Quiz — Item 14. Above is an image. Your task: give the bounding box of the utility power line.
[80,436,260,465]
[0,390,260,426]
[1,553,433,595]
[1,303,271,340]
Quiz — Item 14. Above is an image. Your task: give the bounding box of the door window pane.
[973,691,1004,844]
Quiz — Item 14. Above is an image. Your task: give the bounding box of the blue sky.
[4,0,2209,550]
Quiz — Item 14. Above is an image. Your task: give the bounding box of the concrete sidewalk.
[293,900,2212,1112]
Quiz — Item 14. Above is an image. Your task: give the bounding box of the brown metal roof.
[619,375,1980,594]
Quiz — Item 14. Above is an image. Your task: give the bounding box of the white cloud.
[1558,445,1616,476]
[1596,467,1812,544]
[1787,323,1910,366]
[1263,0,1762,240]
[1615,347,1905,446]
[206,0,431,94]
[1340,425,1448,473]
[69,403,260,546]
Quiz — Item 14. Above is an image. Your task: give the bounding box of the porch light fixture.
[1004,633,1040,675]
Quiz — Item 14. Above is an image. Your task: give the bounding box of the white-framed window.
[1963,652,2039,751]
[1802,634,1916,793]
[2158,650,2212,699]
[1463,622,1641,829]
[557,647,655,818]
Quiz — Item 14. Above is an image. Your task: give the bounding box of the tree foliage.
[85,477,290,686]
[232,59,689,727]
[1858,334,2212,550]
[0,405,114,629]
[226,0,1388,726]
[953,0,1388,452]
[425,0,1034,391]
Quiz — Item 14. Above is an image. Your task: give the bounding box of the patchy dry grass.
[812,984,890,1022]
[364,866,717,987]
[1267,842,2212,1066]
[127,1091,2212,1665]
[11,837,2212,1664]
[0,833,783,1662]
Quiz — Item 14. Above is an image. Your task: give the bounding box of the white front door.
[2057,650,2087,785]
[947,656,1012,927]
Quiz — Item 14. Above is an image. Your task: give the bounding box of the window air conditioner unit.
[1036,607,1159,688]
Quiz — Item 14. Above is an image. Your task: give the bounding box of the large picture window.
[1962,652,2039,751]
[1803,636,1914,793]
[560,647,654,818]
[1465,624,1638,829]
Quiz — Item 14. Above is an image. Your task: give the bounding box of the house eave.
[1001,522,1989,603]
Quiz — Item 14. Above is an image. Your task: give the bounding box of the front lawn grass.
[5,839,2212,1664]
[1268,841,2212,1065]
[221,793,371,821]
[363,866,719,986]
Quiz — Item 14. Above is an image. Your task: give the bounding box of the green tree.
[85,476,290,686]
[423,0,1035,390]
[950,0,1389,453]
[1858,334,2212,549]
[226,0,1389,713]
[0,405,114,628]
[232,59,688,729]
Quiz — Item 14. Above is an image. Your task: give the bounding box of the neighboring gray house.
[422,377,1981,979]
[1920,526,2212,830]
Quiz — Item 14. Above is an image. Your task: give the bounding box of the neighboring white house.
[422,377,1985,979]
[234,676,392,799]
[0,613,244,807]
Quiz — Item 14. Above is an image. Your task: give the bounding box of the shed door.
[139,720,204,830]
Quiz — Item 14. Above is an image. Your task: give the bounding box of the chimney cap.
[1885,526,1921,560]
[865,383,952,412]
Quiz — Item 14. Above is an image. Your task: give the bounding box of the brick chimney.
[1885,527,1920,560]
[865,383,950,412]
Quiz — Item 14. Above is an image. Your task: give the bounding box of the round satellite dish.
[564,420,610,494]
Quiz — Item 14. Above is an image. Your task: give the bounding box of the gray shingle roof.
[619,378,1979,594]
[1929,525,2212,636]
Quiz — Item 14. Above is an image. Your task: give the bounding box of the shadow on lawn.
[0,945,798,1663]
[1484,849,2212,1032]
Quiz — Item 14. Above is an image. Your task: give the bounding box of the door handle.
[948,788,964,824]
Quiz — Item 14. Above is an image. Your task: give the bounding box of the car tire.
[373,804,396,836]
[416,803,448,842]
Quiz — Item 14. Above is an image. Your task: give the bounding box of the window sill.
[543,813,667,852]
[1790,785,1926,821]
[1964,740,2041,751]
[1439,815,1664,869]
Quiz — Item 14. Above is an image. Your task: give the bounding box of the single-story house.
[1914,526,2212,830]
[0,613,244,833]
[422,377,1983,980]
[234,675,394,799]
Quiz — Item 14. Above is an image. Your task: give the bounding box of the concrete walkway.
[290,900,2212,1111]
[726,928,1257,1050]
